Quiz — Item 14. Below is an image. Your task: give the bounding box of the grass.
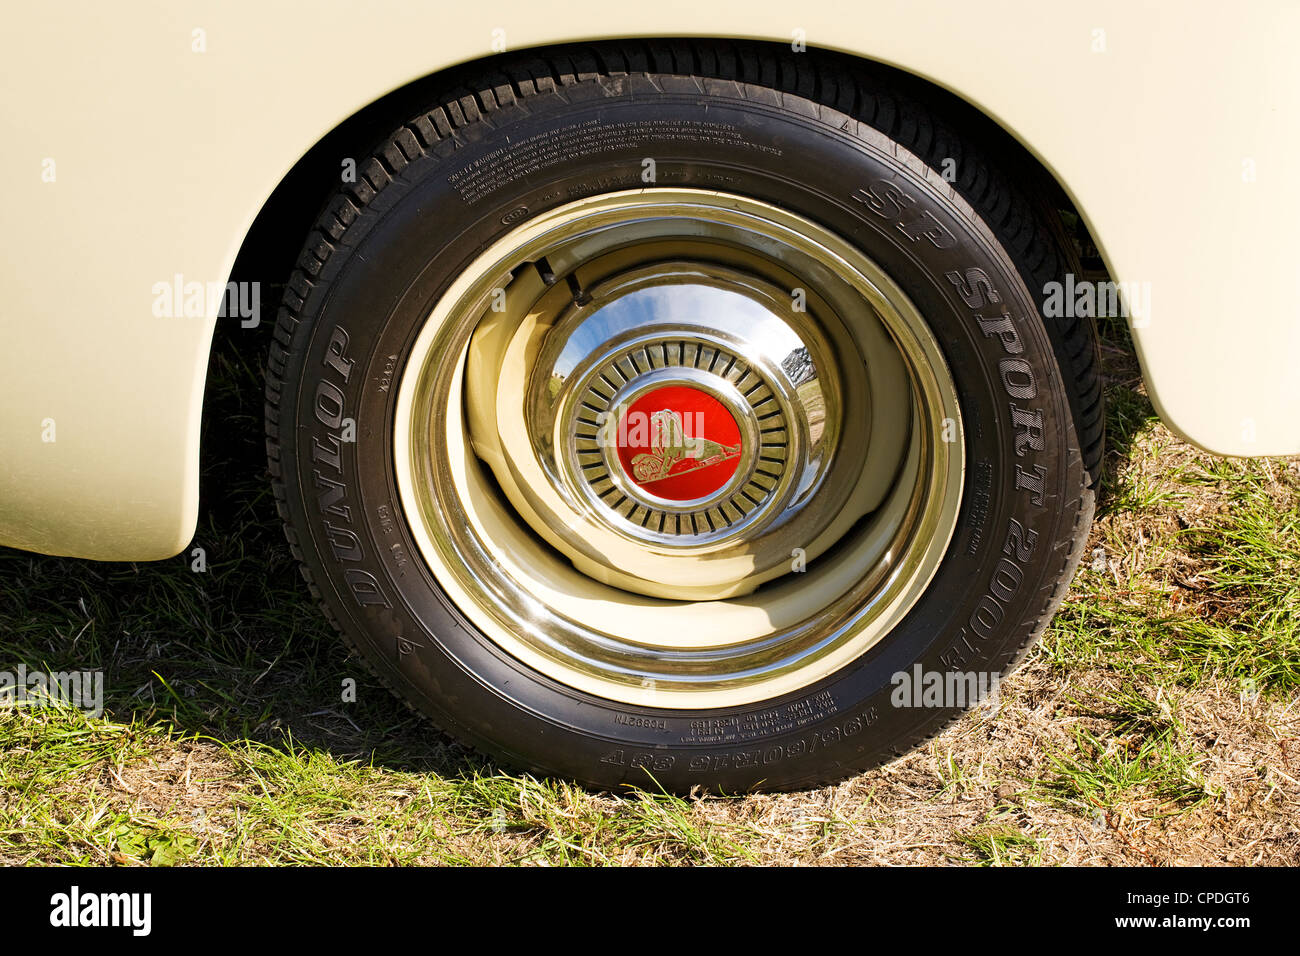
[0,310,1297,866]
[956,824,1043,867]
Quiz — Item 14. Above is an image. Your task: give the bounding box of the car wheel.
[265,44,1101,792]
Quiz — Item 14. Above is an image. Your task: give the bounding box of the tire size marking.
[677,690,838,745]
[599,704,879,776]
[687,706,879,774]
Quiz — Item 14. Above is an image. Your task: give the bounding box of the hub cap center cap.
[542,267,825,551]
[616,385,743,502]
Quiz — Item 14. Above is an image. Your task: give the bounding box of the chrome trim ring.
[393,189,964,708]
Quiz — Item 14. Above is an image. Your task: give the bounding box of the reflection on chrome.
[394,189,964,707]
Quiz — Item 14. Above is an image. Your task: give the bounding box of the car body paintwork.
[1,0,1296,560]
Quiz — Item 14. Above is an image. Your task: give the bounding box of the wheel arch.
[226,38,1099,353]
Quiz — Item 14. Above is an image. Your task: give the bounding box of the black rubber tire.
[265,42,1100,793]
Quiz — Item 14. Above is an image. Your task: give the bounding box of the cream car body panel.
[2,1,1296,560]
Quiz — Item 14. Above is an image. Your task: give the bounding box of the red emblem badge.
[615,385,742,501]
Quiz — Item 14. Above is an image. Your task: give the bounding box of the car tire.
[265,42,1101,792]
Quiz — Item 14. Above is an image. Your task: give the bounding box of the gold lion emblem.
[629,409,740,483]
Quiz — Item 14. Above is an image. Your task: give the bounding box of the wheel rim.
[394,189,965,708]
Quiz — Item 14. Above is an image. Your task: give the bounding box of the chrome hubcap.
[394,189,964,707]
[496,262,840,567]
